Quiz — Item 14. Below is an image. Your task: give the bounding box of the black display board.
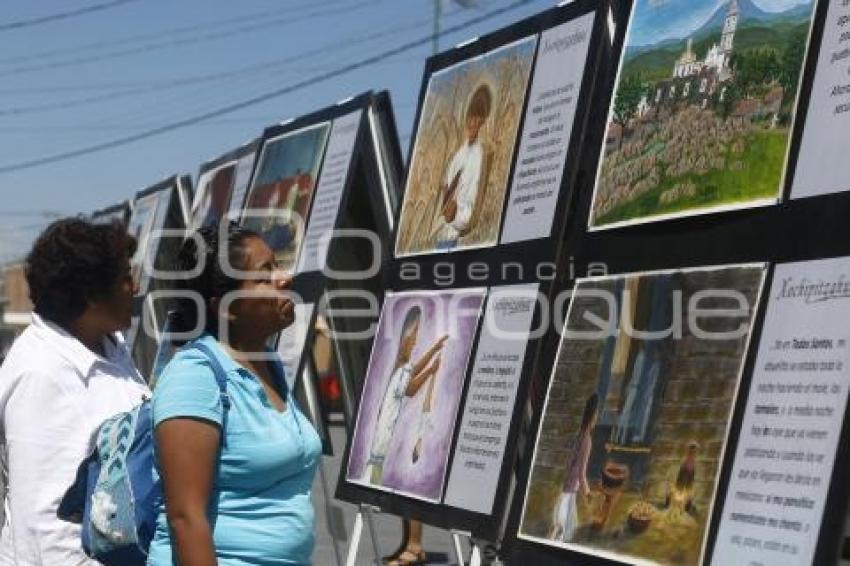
[503,0,850,563]
[238,91,403,454]
[335,0,618,541]
[90,201,130,226]
[192,138,260,231]
[127,175,190,381]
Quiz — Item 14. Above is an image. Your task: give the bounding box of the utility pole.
[434,0,479,54]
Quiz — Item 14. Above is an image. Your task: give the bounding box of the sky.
[0,0,554,263]
[629,0,811,47]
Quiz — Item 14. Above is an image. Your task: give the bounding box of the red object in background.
[319,372,341,403]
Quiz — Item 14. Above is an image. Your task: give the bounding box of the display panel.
[712,257,850,565]
[791,0,849,199]
[190,160,237,231]
[395,36,537,257]
[149,311,179,388]
[500,13,595,244]
[519,265,766,566]
[297,110,362,274]
[590,0,818,230]
[444,283,540,514]
[276,302,316,391]
[241,122,331,273]
[128,189,167,296]
[91,202,130,226]
[228,149,259,218]
[345,288,485,502]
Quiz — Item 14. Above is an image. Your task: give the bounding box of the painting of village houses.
[590,0,816,229]
[519,266,765,565]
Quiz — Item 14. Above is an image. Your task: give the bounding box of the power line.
[0,211,64,218]
[0,1,454,126]
[14,0,478,129]
[0,9,432,118]
[0,0,534,174]
[0,97,419,133]
[0,0,139,32]
[0,1,328,67]
[0,0,380,78]
[0,81,145,95]
[0,0,470,97]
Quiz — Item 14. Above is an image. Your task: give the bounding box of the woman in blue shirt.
[148,223,322,565]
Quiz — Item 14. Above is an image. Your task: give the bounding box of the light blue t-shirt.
[147,335,322,565]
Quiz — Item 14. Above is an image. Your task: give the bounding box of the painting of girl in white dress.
[346,289,485,502]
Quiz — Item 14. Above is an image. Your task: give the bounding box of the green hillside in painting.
[622,21,811,83]
[591,0,815,229]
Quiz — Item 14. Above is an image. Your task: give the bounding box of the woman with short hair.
[148,223,321,565]
[0,218,149,564]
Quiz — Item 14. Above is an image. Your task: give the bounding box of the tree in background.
[612,76,643,148]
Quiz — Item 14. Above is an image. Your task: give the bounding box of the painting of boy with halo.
[396,36,537,256]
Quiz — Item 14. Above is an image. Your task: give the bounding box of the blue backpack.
[58,341,229,565]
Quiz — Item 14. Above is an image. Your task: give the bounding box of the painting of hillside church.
[590,0,817,230]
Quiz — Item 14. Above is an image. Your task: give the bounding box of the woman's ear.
[208,296,235,328]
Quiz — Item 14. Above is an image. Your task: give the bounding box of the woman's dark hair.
[579,392,599,434]
[173,222,260,338]
[25,218,134,327]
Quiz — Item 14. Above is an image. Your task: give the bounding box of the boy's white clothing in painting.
[435,140,483,243]
[366,363,413,471]
[0,314,149,565]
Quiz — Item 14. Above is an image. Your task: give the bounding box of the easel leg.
[451,531,466,566]
[344,505,383,566]
[317,458,344,566]
[345,511,364,566]
[363,505,382,566]
[470,543,482,566]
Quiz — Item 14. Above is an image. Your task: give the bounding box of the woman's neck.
[223,327,268,356]
[68,318,106,357]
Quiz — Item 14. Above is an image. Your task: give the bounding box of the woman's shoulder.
[0,326,83,390]
[151,342,226,426]
[152,343,222,394]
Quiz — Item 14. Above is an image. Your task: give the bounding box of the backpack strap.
[187,341,231,446]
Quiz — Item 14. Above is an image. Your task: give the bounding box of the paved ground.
[311,423,469,566]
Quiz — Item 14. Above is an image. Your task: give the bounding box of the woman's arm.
[156,418,220,566]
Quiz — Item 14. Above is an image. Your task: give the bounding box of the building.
[0,263,32,358]
[650,0,738,109]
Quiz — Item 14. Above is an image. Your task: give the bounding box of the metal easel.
[324,308,384,566]
[299,357,346,566]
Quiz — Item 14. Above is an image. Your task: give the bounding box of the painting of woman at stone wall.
[590,0,817,230]
[395,36,537,256]
[519,265,766,565]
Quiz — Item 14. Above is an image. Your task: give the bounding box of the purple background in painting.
[346,289,484,501]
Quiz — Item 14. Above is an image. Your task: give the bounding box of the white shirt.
[438,139,483,241]
[0,314,149,565]
[369,363,413,463]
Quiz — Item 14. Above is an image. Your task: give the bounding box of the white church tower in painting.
[719,0,739,78]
